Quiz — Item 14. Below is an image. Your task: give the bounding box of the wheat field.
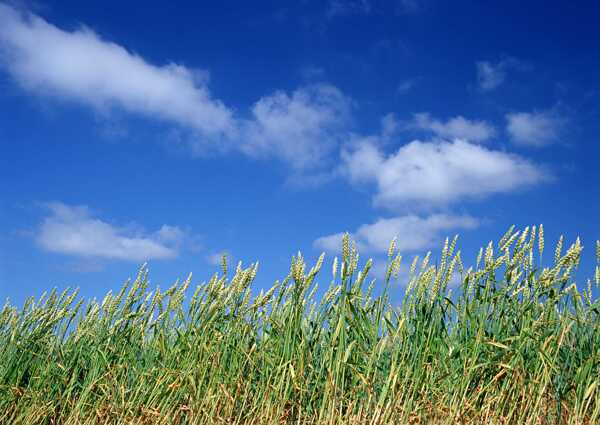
[1,226,599,424]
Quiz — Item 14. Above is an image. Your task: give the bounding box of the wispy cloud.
[476,61,506,91]
[380,113,401,139]
[476,57,528,91]
[0,4,352,171]
[340,137,548,208]
[411,113,496,143]
[0,4,235,138]
[396,78,416,94]
[314,214,478,254]
[36,203,185,261]
[506,109,566,147]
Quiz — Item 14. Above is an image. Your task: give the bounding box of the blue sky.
[1,0,599,306]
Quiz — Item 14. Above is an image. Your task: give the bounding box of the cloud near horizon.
[36,203,185,261]
[1,3,555,269]
[319,129,548,261]
[314,213,479,254]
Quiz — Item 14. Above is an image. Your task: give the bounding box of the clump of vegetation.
[1,226,599,424]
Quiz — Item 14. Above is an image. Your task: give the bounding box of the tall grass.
[1,226,599,424]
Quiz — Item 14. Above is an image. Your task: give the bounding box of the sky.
[1,0,599,306]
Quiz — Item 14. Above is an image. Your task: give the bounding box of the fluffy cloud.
[314,214,478,254]
[241,84,352,169]
[340,138,548,207]
[506,110,565,147]
[37,203,184,261]
[0,4,235,139]
[412,113,495,143]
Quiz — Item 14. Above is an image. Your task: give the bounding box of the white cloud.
[0,4,235,139]
[0,4,356,171]
[506,110,565,147]
[241,84,352,169]
[37,203,184,261]
[412,113,496,143]
[476,58,528,91]
[314,214,478,254]
[340,138,548,207]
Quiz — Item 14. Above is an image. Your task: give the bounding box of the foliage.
[1,226,599,424]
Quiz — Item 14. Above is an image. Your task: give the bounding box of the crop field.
[1,226,599,424]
